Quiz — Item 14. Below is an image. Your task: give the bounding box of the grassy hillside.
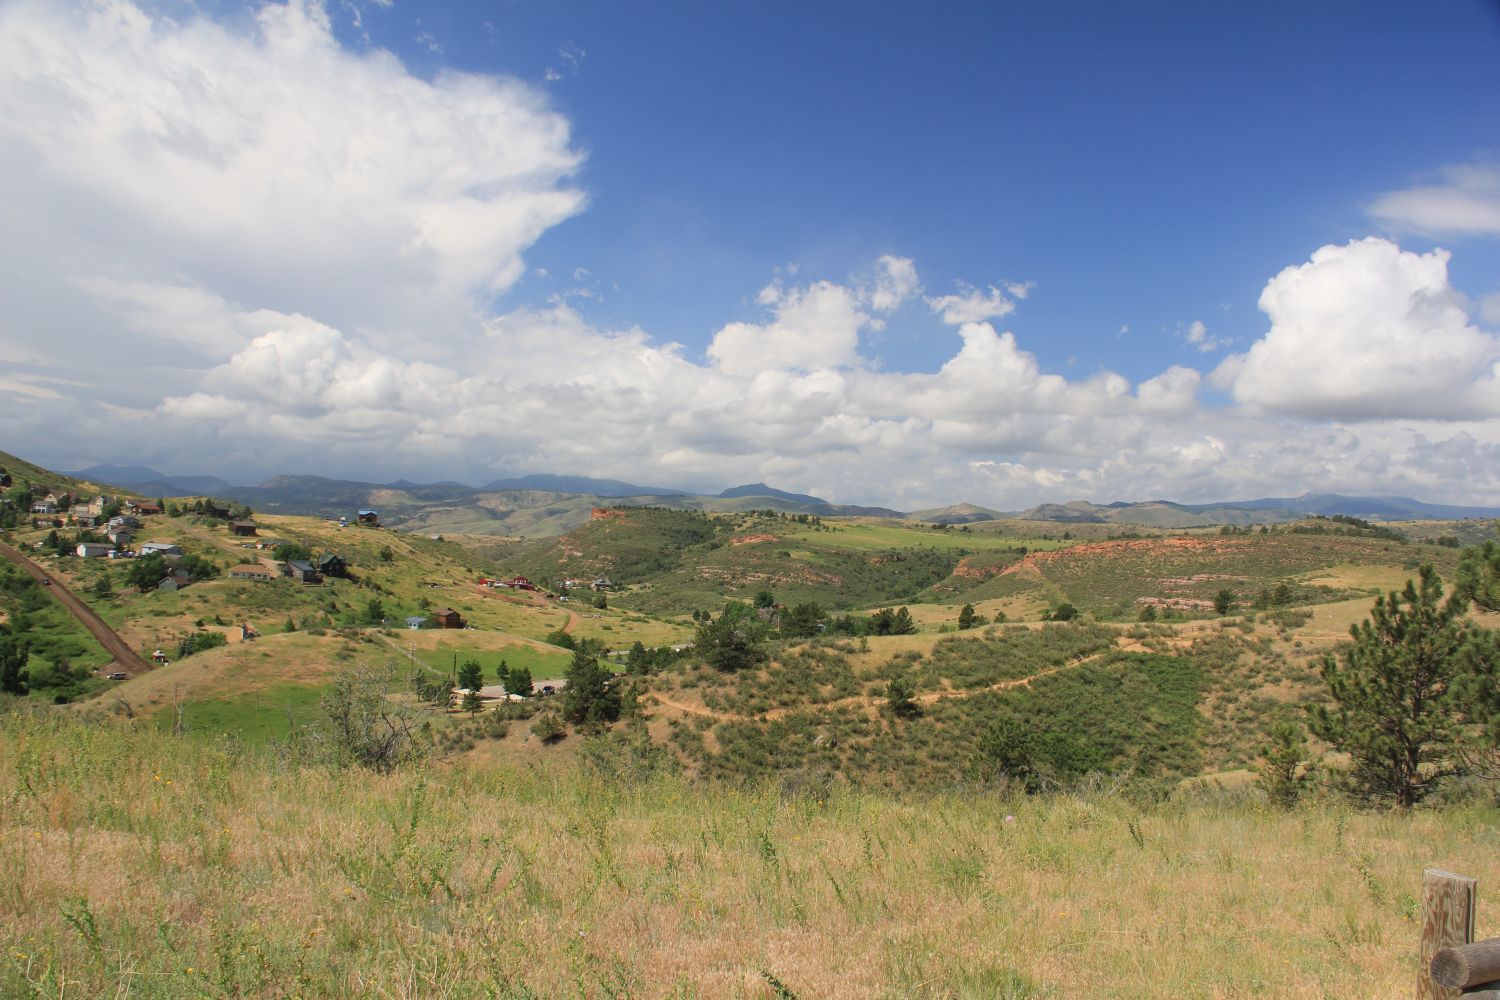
[3,499,694,734]
[934,527,1463,619]
[3,708,1497,998]
[504,508,1090,614]
[0,448,120,499]
[5,450,1493,797]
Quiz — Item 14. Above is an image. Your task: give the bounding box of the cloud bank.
[1,1,1498,510]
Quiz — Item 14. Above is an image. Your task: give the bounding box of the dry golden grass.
[3,709,1498,998]
[68,631,359,718]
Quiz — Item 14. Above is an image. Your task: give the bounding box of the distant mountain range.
[42,459,1500,538]
[1008,494,1500,527]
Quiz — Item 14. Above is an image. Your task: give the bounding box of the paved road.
[0,539,153,676]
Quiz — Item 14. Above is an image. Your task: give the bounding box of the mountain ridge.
[13,452,1498,535]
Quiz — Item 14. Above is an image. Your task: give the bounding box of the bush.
[532,711,566,743]
[1256,719,1313,808]
[312,664,427,773]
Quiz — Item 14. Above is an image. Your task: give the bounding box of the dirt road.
[0,540,152,676]
[647,650,1113,723]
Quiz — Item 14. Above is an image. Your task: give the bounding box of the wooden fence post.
[1420,869,1477,1000]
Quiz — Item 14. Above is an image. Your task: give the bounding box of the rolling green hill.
[4,449,1493,796]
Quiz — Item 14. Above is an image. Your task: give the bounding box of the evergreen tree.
[461,689,483,714]
[1256,720,1313,808]
[779,602,826,639]
[974,717,1040,792]
[886,675,918,717]
[625,641,649,675]
[532,711,566,743]
[891,607,917,635]
[1455,540,1500,612]
[0,633,29,695]
[1308,566,1474,808]
[503,663,533,698]
[457,659,484,692]
[695,606,767,671]
[1213,589,1236,615]
[957,604,984,629]
[563,646,620,724]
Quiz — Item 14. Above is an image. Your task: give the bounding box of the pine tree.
[0,633,30,695]
[503,663,533,698]
[625,641,648,675]
[1456,540,1500,612]
[695,607,767,671]
[1256,720,1313,807]
[1308,566,1473,808]
[457,659,484,693]
[891,607,916,635]
[563,646,620,724]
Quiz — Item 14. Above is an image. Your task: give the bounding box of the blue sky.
[358,0,1500,379]
[1,0,1498,508]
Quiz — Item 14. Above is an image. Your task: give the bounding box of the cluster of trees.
[956,603,992,630]
[691,598,930,673]
[454,658,533,699]
[175,630,228,659]
[167,498,253,521]
[0,629,28,696]
[1289,515,1407,543]
[694,604,770,672]
[865,606,917,635]
[0,564,94,699]
[124,551,218,589]
[275,542,313,562]
[622,640,682,675]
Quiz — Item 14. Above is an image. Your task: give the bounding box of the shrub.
[532,711,566,743]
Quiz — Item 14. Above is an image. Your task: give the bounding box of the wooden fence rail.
[1420,869,1500,999]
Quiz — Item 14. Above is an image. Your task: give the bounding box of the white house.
[76,542,114,558]
[139,542,183,557]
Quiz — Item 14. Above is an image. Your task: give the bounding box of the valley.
[3,449,1498,997]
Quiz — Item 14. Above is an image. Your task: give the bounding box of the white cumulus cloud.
[708,280,869,376]
[1214,238,1500,420]
[0,0,584,361]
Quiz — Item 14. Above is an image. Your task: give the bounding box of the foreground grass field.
[3,710,1497,998]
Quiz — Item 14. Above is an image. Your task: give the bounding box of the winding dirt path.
[0,540,152,676]
[647,649,1113,724]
